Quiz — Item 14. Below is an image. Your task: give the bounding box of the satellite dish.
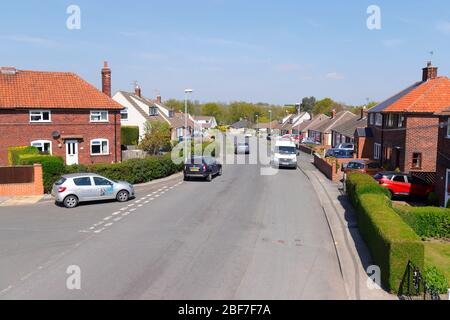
[52,131,60,139]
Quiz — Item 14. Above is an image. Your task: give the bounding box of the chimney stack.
[101,61,111,97]
[331,109,336,119]
[156,95,162,104]
[360,107,366,120]
[422,61,438,82]
[135,85,142,98]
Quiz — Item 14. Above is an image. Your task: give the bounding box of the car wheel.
[184,175,190,181]
[64,195,79,209]
[218,167,223,176]
[206,173,212,182]
[116,190,130,202]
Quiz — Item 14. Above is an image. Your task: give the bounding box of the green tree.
[312,98,344,116]
[300,96,316,114]
[139,121,171,155]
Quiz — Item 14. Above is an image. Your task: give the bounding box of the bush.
[423,266,449,294]
[427,192,439,206]
[18,155,65,192]
[346,173,424,293]
[394,205,450,239]
[8,146,40,165]
[121,126,140,146]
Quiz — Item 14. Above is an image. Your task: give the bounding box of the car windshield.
[347,162,364,169]
[276,146,296,154]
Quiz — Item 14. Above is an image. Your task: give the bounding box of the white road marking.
[94,228,105,234]
[120,207,128,211]
[138,204,143,207]
[0,285,13,295]
[112,211,121,216]
[113,217,122,222]
[104,223,113,227]
[130,208,137,212]
[128,204,135,207]
[122,212,130,216]
[103,216,112,221]
[135,200,142,203]
[144,201,150,204]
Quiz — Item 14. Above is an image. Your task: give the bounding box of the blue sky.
[0,0,449,105]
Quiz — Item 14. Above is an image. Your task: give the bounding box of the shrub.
[121,126,140,146]
[423,266,449,294]
[346,173,391,207]
[394,205,450,239]
[427,192,439,206]
[357,193,424,293]
[18,155,65,192]
[447,199,450,209]
[8,146,40,165]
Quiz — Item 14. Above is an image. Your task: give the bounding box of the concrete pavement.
[0,161,348,300]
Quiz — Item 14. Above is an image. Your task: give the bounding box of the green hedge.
[8,146,40,165]
[394,205,450,239]
[346,173,424,293]
[121,126,140,146]
[17,155,65,192]
[65,155,184,185]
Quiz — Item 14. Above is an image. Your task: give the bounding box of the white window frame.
[29,110,51,123]
[31,140,52,154]
[90,110,109,123]
[375,113,383,127]
[90,139,109,156]
[120,108,129,121]
[374,143,381,160]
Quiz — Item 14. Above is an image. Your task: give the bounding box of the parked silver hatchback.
[52,173,135,208]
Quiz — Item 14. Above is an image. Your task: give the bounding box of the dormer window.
[169,110,175,118]
[149,106,158,116]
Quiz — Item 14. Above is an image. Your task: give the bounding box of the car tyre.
[116,190,130,202]
[218,167,223,176]
[206,173,212,182]
[184,175,190,181]
[64,195,79,209]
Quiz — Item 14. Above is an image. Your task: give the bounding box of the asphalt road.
[0,161,347,300]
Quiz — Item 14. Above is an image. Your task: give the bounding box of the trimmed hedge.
[18,155,65,192]
[65,155,184,185]
[394,205,450,239]
[121,126,140,146]
[346,173,424,293]
[8,146,39,165]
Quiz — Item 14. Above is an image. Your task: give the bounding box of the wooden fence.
[0,166,34,184]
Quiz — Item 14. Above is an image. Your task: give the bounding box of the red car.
[373,172,434,198]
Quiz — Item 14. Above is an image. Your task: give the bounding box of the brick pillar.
[33,164,44,195]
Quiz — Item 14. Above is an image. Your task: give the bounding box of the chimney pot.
[156,95,162,104]
[101,61,112,97]
[422,61,438,82]
[135,85,142,98]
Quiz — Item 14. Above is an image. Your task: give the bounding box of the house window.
[412,153,422,169]
[446,118,450,138]
[90,111,109,122]
[386,114,399,128]
[90,139,109,155]
[30,110,51,123]
[120,108,128,120]
[374,143,381,160]
[398,115,405,128]
[149,106,158,116]
[31,140,52,154]
[375,113,383,126]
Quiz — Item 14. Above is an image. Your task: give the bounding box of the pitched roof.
[310,111,356,133]
[332,115,367,138]
[230,119,251,129]
[369,76,450,114]
[0,68,123,109]
[297,114,330,131]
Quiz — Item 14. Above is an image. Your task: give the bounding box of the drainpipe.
[380,114,384,167]
[114,112,118,163]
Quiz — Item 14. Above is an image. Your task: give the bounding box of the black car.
[184,157,222,182]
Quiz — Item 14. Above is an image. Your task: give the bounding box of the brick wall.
[0,164,44,196]
[436,116,450,207]
[356,136,373,159]
[0,109,121,166]
[314,153,337,181]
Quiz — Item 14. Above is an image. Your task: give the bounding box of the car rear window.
[73,177,92,186]
[347,162,364,169]
[54,177,66,186]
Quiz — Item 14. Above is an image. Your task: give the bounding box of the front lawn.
[425,242,450,287]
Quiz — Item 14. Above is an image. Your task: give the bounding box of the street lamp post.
[268,110,272,136]
[297,102,302,147]
[184,89,193,162]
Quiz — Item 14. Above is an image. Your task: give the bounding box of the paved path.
[0,162,347,299]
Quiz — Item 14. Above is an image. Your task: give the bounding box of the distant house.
[331,110,367,147]
[297,114,330,142]
[0,62,123,166]
[113,88,194,142]
[366,62,450,183]
[435,106,450,207]
[193,116,217,136]
[280,112,312,135]
[307,111,356,146]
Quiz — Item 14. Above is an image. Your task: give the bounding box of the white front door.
[445,169,450,207]
[65,140,79,165]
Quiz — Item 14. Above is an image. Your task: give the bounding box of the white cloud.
[325,72,344,80]
[382,38,405,48]
[436,21,450,34]
[0,34,56,46]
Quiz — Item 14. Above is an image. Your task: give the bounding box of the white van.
[272,140,298,168]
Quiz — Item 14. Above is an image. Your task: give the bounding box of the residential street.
[0,161,347,300]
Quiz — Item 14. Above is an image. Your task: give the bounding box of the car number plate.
[190,167,200,172]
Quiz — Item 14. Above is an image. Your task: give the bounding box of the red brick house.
[366,62,450,183]
[0,62,123,166]
[436,107,450,207]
